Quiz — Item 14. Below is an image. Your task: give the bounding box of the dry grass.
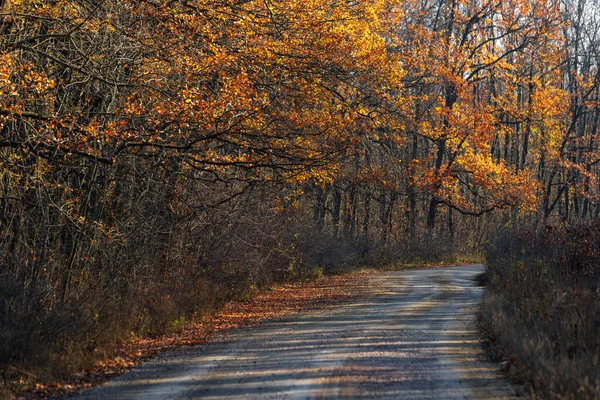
[4,270,375,399]
[481,226,600,399]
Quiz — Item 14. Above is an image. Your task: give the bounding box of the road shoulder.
[15,270,376,399]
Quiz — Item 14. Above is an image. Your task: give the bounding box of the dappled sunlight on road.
[75,266,516,400]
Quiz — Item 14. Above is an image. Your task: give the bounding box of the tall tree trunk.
[332,189,342,238]
[345,185,357,238]
[313,185,326,232]
[362,191,370,236]
[408,133,418,247]
[379,192,387,242]
[447,206,454,243]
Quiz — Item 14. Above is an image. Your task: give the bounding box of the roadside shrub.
[482,223,600,398]
[0,274,84,375]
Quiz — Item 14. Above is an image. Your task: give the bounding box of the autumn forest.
[1,0,599,397]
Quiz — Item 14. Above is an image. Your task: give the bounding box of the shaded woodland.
[1,0,599,396]
[484,224,600,398]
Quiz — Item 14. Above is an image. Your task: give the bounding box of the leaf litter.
[13,270,375,399]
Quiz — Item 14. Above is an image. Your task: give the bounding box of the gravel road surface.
[74,265,517,399]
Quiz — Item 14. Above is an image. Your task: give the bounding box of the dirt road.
[74,265,517,399]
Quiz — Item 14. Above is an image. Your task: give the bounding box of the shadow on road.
[75,265,516,400]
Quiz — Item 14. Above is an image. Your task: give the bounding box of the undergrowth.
[481,223,600,399]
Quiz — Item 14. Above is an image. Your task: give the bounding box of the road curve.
[74,265,517,400]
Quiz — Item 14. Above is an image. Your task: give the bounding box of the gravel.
[73,265,518,399]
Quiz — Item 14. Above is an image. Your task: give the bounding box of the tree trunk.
[332,189,342,238]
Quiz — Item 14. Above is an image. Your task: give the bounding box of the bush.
[482,223,600,398]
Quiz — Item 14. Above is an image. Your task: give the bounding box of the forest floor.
[63,264,517,400]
